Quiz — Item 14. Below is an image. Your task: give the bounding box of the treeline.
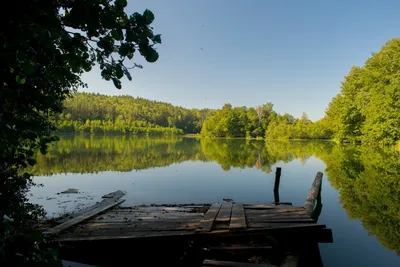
[201,103,333,140]
[202,38,400,145]
[55,93,216,135]
[325,38,400,145]
[57,39,400,145]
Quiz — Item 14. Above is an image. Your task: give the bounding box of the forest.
[55,93,216,135]
[56,38,400,146]
[57,94,333,139]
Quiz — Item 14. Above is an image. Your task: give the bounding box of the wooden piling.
[273,167,282,192]
[304,172,323,216]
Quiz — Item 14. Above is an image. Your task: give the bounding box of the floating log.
[304,172,323,216]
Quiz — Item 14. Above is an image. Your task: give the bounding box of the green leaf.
[25,230,43,242]
[153,34,162,44]
[26,149,35,157]
[145,47,159,63]
[40,147,47,155]
[16,75,26,84]
[111,29,123,41]
[27,158,37,166]
[119,43,129,57]
[115,64,123,79]
[126,30,138,43]
[143,9,155,24]
[112,78,122,89]
[23,62,36,75]
[115,0,127,8]
[123,68,132,81]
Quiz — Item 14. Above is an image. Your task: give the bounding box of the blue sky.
[82,0,400,121]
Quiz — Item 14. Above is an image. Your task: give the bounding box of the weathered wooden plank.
[91,216,203,223]
[215,202,233,222]
[105,210,203,216]
[271,202,292,205]
[244,208,306,215]
[244,205,300,210]
[56,230,193,242]
[248,220,315,227]
[243,204,280,209]
[304,172,323,215]
[247,213,314,221]
[229,204,246,230]
[209,245,273,251]
[74,222,198,233]
[112,207,200,213]
[197,203,222,232]
[45,198,125,236]
[102,190,125,199]
[101,212,203,220]
[56,191,126,224]
[205,224,327,236]
[203,259,276,267]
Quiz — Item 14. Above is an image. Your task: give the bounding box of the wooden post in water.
[274,167,282,192]
[304,172,323,216]
[273,167,281,203]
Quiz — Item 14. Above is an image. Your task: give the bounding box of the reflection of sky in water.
[28,138,400,267]
[30,158,323,216]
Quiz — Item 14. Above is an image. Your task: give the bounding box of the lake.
[29,135,400,267]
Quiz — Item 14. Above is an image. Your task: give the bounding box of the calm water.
[29,135,400,267]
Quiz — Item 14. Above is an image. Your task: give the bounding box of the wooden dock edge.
[304,172,323,216]
[44,190,126,236]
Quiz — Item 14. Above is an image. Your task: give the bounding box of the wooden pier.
[44,171,331,267]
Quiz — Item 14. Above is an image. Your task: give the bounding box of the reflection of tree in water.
[320,145,400,255]
[29,135,208,174]
[31,136,332,175]
[30,136,400,254]
[200,139,332,173]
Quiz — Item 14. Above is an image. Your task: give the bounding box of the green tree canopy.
[55,92,216,134]
[1,1,161,265]
[325,39,400,145]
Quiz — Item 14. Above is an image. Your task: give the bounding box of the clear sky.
[81,0,400,121]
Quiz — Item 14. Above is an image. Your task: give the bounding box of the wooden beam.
[196,203,222,232]
[102,190,125,199]
[203,259,276,267]
[229,204,246,230]
[304,172,323,215]
[56,191,125,224]
[209,245,273,251]
[215,202,233,222]
[273,167,282,192]
[45,197,125,236]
